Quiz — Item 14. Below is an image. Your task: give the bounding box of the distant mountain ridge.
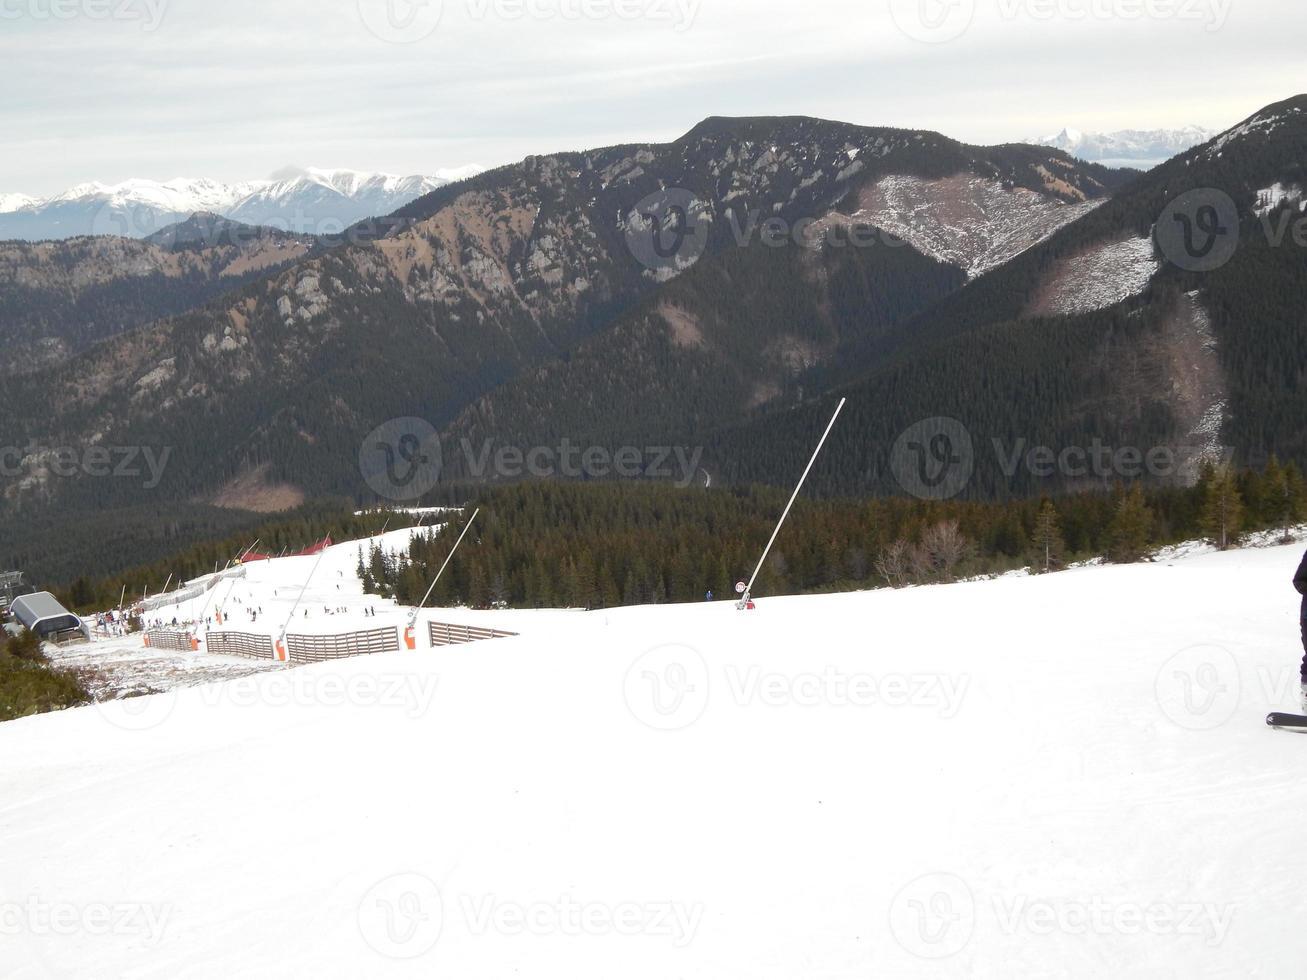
[1034,125,1218,168]
[0,166,485,242]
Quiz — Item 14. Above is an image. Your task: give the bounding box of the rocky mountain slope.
[0,218,316,373]
[710,96,1307,498]
[0,115,1126,525]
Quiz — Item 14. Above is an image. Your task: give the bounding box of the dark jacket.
[1296,551,1307,619]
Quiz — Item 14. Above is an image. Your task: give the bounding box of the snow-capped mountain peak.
[0,193,36,214]
[0,165,485,241]
[1033,125,1218,168]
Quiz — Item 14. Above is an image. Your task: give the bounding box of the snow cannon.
[404,625,417,651]
[275,637,288,663]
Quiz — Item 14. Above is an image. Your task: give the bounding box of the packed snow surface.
[3,540,1307,978]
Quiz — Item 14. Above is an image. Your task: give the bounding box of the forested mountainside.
[706,97,1307,498]
[0,115,1120,527]
[0,217,315,373]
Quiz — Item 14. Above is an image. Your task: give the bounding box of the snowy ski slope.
[2,539,1306,978]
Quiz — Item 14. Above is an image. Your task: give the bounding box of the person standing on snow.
[1297,549,1307,705]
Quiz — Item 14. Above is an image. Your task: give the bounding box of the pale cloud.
[0,0,1302,195]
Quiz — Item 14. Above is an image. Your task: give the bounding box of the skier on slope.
[1297,549,1307,706]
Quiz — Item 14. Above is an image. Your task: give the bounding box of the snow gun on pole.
[738,398,846,611]
[275,537,333,662]
[407,508,481,633]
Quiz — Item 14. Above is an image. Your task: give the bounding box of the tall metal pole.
[408,509,481,629]
[278,544,332,653]
[739,398,846,609]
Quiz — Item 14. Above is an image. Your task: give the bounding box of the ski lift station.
[8,592,90,642]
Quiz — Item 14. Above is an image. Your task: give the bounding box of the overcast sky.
[1,0,1302,195]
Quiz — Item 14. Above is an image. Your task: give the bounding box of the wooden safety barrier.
[427,622,518,647]
[285,626,400,664]
[144,629,194,652]
[206,631,275,660]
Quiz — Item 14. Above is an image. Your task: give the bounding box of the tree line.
[358,458,1304,611]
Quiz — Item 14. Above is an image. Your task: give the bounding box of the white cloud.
[0,0,1303,194]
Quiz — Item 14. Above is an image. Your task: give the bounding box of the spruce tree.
[1030,500,1066,574]
[1199,465,1245,551]
[1106,484,1155,564]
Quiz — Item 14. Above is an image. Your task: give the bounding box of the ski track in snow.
[4,535,1307,976]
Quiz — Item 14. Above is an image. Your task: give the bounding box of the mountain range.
[0,166,484,242]
[1034,126,1218,168]
[1,97,1304,583]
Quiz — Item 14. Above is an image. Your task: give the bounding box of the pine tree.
[1106,484,1155,564]
[1199,464,1245,551]
[1266,458,1306,543]
[1030,500,1066,574]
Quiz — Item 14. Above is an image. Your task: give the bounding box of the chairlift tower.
[0,570,27,616]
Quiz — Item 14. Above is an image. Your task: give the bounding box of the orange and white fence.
[184,619,518,665]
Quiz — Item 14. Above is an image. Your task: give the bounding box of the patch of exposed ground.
[208,465,305,513]
[832,174,1101,278]
[658,303,706,349]
[1026,237,1159,317]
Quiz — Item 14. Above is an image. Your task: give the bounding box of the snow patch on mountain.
[1255,182,1305,216]
[1205,106,1305,159]
[1030,236,1159,316]
[853,174,1101,278]
[434,164,488,183]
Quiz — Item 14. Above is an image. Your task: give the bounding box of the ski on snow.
[1267,713,1307,732]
